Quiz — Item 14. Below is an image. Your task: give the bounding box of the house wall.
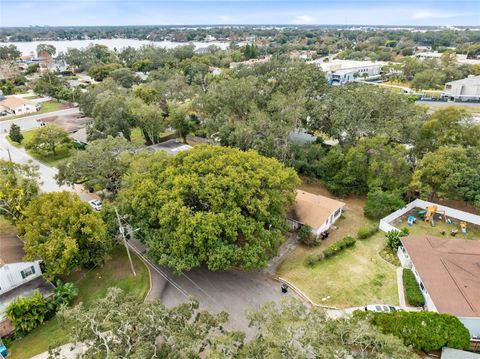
[0,261,42,295]
[379,198,480,233]
[444,82,480,100]
[11,103,37,115]
[459,317,480,338]
[0,318,13,337]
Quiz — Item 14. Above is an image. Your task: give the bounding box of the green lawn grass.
[7,129,75,168]
[277,181,398,308]
[36,101,62,114]
[7,246,150,359]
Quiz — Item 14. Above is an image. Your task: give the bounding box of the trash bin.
[281,283,288,293]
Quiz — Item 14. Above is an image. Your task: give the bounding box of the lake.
[3,38,231,56]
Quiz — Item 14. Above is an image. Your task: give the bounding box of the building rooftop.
[288,190,345,229]
[401,236,480,317]
[148,139,193,155]
[0,277,55,319]
[0,95,34,110]
[445,75,480,86]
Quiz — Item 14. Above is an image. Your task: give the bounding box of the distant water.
[3,38,231,56]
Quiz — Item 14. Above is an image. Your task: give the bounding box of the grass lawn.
[392,212,480,241]
[36,101,63,114]
[130,127,174,146]
[277,180,398,308]
[7,246,150,359]
[7,130,75,168]
[23,95,41,100]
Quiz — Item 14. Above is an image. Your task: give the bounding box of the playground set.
[407,205,468,236]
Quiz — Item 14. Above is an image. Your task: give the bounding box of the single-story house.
[148,139,193,155]
[0,95,38,115]
[0,234,54,337]
[398,235,480,338]
[287,190,345,237]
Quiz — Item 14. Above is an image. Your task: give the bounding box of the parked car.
[364,304,398,313]
[88,199,102,211]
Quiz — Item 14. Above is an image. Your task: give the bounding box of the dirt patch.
[42,114,91,133]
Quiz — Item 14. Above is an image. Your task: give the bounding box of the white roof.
[446,75,480,86]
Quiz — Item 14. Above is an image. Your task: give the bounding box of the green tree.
[364,189,405,220]
[58,287,244,358]
[119,145,300,273]
[414,107,480,156]
[411,69,446,90]
[36,43,56,57]
[57,137,138,193]
[241,298,414,358]
[6,290,51,335]
[25,124,71,155]
[9,123,23,143]
[109,67,139,88]
[0,45,21,60]
[87,63,123,81]
[167,104,196,143]
[88,91,134,141]
[32,72,69,99]
[410,146,480,208]
[17,192,111,279]
[0,160,39,221]
[130,99,167,145]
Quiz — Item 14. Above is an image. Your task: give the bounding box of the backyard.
[391,209,480,241]
[277,180,399,308]
[6,246,150,359]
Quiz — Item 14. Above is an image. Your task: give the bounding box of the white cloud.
[293,15,315,24]
[411,10,466,20]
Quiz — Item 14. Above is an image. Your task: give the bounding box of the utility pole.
[7,148,12,162]
[114,206,136,277]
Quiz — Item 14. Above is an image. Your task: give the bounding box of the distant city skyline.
[0,0,479,27]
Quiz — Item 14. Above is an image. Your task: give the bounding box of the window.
[420,282,425,291]
[20,266,35,279]
[334,208,342,218]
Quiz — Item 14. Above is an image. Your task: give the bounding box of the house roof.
[401,236,480,317]
[0,95,34,110]
[446,75,480,86]
[288,190,345,229]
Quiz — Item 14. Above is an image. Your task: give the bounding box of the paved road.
[0,108,94,200]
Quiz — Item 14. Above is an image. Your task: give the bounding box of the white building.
[0,94,38,115]
[443,75,480,102]
[398,235,480,339]
[287,190,345,237]
[308,59,387,85]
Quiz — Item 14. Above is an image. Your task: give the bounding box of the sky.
[0,0,479,27]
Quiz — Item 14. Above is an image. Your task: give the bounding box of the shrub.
[357,224,379,239]
[385,231,402,251]
[298,225,320,246]
[304,252,324,267]
[52,281,78,308]
[364,189,405,220]
[402,269,425,307]
[323,235,355,258]
[6,290,52,335]
[9,124,23,144]
[357,311,471,351]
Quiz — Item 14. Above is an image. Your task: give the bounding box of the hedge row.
[355,310,471,351]
[323,235,356,258]
[304,235,356,267]
[403,268,425,307]
[357,224,379,239]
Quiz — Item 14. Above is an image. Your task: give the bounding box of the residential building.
[0,234,54,336]
[308,59,387,85]
[443,75,480,102]
[287,190,345,237]
[0,94,38,115]
[398,235,480,338]
[148,139,193,155]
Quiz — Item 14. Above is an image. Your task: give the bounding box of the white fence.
[379,199,480,233]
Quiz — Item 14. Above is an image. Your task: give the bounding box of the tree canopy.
[119,145,300,273]
[18,192,111,279]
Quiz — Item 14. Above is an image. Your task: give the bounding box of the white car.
[364,304,398,313]
[88,199,102,211]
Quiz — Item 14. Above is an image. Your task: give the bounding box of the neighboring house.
[148,139,193,155]
[443,75,480,102]
[287,190,345,237]
[0,234,54,337]
[398,235,480,339]
[308,59,388,85]
[0,94,38,115]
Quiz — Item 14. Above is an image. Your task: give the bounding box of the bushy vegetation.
[402,268,425,307]
[357,224,379,239]
[357,310,471,351]
[364,189,405,220]
[297,224,321,246]
[385,228,409,251]
[323,235,356,258]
